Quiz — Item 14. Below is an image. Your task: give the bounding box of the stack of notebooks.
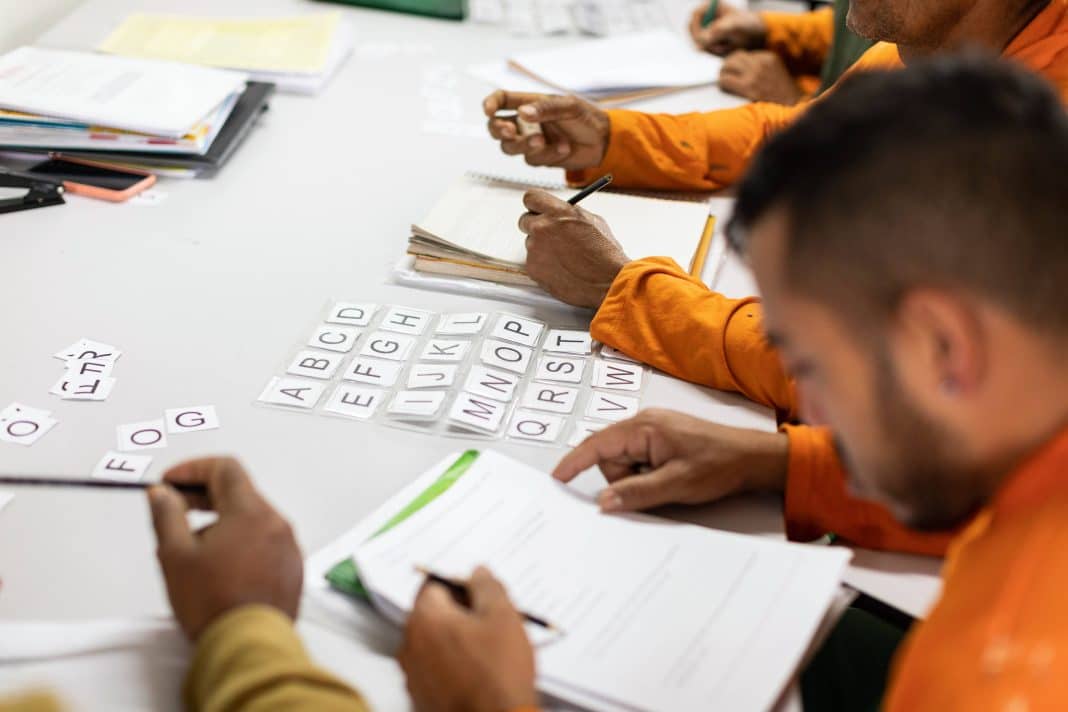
[97,12,353,96]
[0,47,273,178]
[406,173,714,294]
[470,29,724,103]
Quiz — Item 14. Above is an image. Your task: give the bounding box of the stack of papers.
[0,47,247,156]
[347,450,852,712]
[408,174,712,289]
[98,13,353,95]
[478,29,723,102]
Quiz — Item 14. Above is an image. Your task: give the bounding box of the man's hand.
[147,457,303,640]
[719,51,804,105]
[554,409,789,513]
[483,91,610,171]
[690,6,767,55]
[518,189,630,309]
[399,567,538,712]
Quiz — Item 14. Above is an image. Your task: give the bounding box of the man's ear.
[893,289,987,398]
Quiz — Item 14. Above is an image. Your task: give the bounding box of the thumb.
[519,95,585,123]
[468,566,512,618]
[148,485,194,553]
[597,460,690,513]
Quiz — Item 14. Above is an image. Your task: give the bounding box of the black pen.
[567,174,613,205]
[0,476,207,495]
[416,566,561,632]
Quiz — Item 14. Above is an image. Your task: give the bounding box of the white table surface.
[1,0,941,695]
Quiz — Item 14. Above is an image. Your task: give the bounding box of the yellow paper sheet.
[98,13,341,74]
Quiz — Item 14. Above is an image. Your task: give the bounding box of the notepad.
[338,450,851,712]
[98,13,353,95]
[409,174,712,288]
[507,29,723,100]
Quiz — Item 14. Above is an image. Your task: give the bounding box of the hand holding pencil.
[517,178,631,309]
[688,2,769,56]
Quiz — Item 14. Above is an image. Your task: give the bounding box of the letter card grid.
[257,302,648,447]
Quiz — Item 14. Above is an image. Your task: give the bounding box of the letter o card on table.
[117,419,168,451]
[256,301,650,448]
[0,403,57,447]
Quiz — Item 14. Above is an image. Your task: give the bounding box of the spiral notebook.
[405,173,715,300]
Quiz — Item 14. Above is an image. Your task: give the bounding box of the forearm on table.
[566,102,803,192]
[591,257,797,417]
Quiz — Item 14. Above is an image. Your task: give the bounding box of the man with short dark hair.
[404,56,1068,710]
[496,0,1068,558]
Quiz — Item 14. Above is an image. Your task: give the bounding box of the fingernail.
[556,143,569,155]
[519,105,536,119]
[599,491,623,512]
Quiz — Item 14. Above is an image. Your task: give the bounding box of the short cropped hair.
[727,54,1068,339]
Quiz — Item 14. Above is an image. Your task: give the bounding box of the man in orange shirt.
[689,0,873,104]
[484,0,1068,555]
[401,56,1068,712]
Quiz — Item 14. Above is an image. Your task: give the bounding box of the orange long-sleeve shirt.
[591,258,954,556]
[760,6,835,77]
[584,2,1068,556]
[568,0,1068,191]
[884,428,1068,710]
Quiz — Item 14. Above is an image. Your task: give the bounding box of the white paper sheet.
[0,48,247,138]
[509,30,723,95]
[353,451,852,712]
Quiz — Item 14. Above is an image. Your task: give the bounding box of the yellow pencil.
[689,214,717,277]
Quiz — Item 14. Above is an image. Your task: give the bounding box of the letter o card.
[309,325,360,353]
[165,406,220,434]
[0,404,57,446]
[117,419,168,451]
[480,339,533,374]
[92,451,152,482]
[508,410,564,442]
[287,350,344,379]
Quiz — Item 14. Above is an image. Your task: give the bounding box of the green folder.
[316,0,466,21]
[325,449,481,599]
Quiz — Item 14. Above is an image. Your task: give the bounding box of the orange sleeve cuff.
[783,424,955,557]
[591,257,797,416]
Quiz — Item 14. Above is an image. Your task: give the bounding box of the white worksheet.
[354,451,852,712]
